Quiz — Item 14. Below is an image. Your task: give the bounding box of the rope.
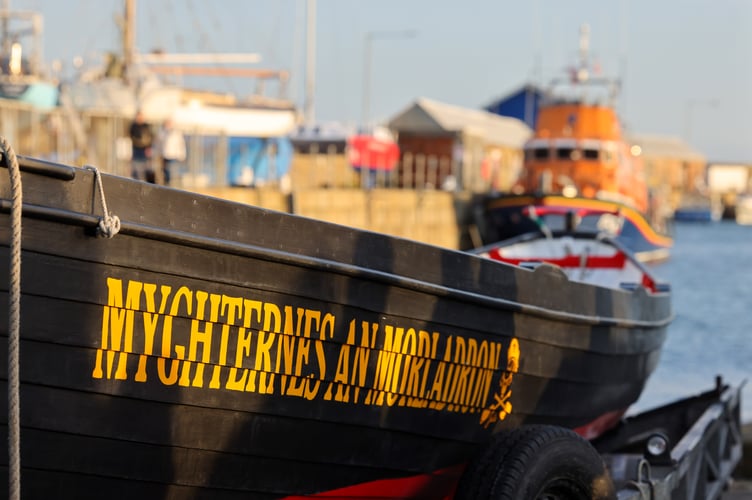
[85,166,120,238]
[2,137,22,500]
[624,459,653,500]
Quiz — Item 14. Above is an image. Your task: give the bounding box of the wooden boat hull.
[475,194,673,264]
[0,158,671,498]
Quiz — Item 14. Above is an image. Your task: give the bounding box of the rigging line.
[184,0,236,94]
[185,0,210,52]
[74,0,111,66]
[262,1,284,69]
[290,0,304,104]
[204,1,239,95]
[257,1,287,101]
[329,0,346,118]
[164,0,184,52]
[145,1,164,53]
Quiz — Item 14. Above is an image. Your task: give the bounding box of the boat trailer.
[594,377,744,499]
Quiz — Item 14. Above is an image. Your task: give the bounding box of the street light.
[361,29,417,132]
[684,98,719,145]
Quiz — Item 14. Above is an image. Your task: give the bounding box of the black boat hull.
[0,159,671,498]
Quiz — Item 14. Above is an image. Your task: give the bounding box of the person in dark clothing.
[129,110,155,182]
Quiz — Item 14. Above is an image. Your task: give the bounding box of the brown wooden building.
[388,98,531,192]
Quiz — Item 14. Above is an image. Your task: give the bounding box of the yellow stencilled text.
[92,277,516,419]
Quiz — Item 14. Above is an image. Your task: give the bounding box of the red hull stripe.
[573,408,626,440]
[280,464,464,499]
[280,410,626,499]
[490,251,627,269]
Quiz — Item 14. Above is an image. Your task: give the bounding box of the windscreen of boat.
[582,147,600,160]
[540,212,622,236]
[524,146,551,161]
[556,147,576,160]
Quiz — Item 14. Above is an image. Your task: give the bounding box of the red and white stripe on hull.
[479,236,660,293]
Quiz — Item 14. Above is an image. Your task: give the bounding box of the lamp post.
[361,29,417,132]
[684,98,719,145]
[304,0,316,127]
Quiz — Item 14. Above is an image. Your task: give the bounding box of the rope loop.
[85,166,121,238]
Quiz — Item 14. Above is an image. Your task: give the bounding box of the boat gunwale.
[0,196,673,330]
[479,193,675,252]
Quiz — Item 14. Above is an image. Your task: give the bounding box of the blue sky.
[15,0,752,162]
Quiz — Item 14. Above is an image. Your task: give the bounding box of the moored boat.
[673,206,715,223]
[0,149,671,498]
[473,206,669,297]
[65,1,297,138]
[476,194,673,264]
[0,7,58,109]
[476,25,672,264]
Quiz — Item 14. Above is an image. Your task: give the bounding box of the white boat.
[0,6,58,109]
[472,206,668,294]
[64,1,297,138]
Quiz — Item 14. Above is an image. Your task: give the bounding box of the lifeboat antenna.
[577,23,590,85]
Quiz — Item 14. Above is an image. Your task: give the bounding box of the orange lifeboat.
[475,24,672,263]
[520,103,648,214]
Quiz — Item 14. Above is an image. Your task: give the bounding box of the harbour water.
[630,220,752,423]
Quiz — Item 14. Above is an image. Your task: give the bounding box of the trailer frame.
[593,377,744,500]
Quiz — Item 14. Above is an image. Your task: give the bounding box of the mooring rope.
[85,166,120,238]
[2,137,22,500]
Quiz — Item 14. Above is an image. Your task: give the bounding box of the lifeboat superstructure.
[475,24,672,263]
[520,103,648,214]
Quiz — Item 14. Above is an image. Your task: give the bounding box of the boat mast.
[123,0,135,83]
[577,23,590,83]
[576,23,590,103]
[1,0,8,55]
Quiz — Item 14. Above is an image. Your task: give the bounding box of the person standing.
[129,110,155,182]
[156,118,186,185]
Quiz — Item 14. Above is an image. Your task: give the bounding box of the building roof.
[388,97,532,148]
[483,84,545,129]
[627,133,706,162]
[482,83,546,109]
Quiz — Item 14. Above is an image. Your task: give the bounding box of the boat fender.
[454,425,616,500]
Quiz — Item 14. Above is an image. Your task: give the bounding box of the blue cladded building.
[483,84,545,129]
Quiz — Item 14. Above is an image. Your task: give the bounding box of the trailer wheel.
[455,425,615,500]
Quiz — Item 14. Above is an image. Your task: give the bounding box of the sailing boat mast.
[123,0,135,82]
[1,0,9,55]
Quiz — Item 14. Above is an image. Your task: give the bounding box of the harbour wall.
[190,187,477,251]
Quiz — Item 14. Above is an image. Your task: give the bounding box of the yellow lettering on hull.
[93,278,521,425]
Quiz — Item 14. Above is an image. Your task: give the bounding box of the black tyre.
[455,425,615,500]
